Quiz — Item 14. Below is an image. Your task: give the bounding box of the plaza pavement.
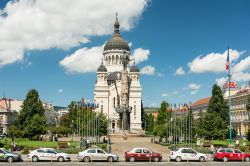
[110,137,170,161]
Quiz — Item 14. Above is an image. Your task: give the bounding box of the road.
[1,161,250,166]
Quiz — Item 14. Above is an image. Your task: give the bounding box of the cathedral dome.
[130,65,140,72]
[104,14,130,52]
[104,35,130,51]
[97,63,107,72]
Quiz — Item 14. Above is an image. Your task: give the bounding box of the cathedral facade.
[94,16,142,133]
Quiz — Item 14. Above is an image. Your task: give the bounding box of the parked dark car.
[0,148,23,163]
[125,148,162,162]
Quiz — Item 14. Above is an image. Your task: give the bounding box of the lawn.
[0,138,78,148]
[211,139,250,146]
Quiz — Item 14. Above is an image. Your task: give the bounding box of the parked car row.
[1,147,250,163]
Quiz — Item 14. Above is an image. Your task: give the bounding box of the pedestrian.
[210,144,215,154]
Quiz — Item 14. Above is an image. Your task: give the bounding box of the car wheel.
[84,156,90,162]
[175,156,182,162]
[153,157,160,162]
[32,156,39,162]
[107,156,114,162]
[129,157,135,162]
[7,157,14,163]
[199,156,206,162]
[57,156,64,162]
[245,157,250,162]
[223,156,228,162]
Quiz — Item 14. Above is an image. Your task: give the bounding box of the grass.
[0,138,78,148]
[211,139,250,146]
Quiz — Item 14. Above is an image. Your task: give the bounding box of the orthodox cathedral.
[94,16,142,133]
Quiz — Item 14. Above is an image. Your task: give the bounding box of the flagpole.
[227,47,232,145]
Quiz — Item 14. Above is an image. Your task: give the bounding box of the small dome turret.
[97,63,107,72]
[130,65,140,73]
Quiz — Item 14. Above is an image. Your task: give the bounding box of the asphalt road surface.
[1,161,250,166]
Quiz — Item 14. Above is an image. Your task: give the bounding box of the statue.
[115,51,131,131]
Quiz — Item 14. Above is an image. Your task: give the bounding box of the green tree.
[25,114,47,139]
[98,112,108,136]
[14,89,46,139]
[156,101,169,125]
[153,101,170,142]
[207,84,229,123]
[141,101,146,130]
[197,84,229,139]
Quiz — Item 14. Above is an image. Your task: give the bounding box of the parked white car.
[27,148,70,162]
[77,148,119,162]
[169,148,207,162]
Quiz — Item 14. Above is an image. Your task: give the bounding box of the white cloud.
[140,65,155,75]
[58,89,63,93]
[175,67,185,75]
[232,72,250,82]
[216,77,227,87]
[0,0,148,68]
[188,49,243,73]
[190,91,198,95]
[188,83,201,95]
[161,93,168,97]
[131,48,150,64]
[59,45,103,74]
[232,56,250,73]
[188,83,201,91]
[216,72,250,88]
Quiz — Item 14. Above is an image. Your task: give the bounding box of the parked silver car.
[78,148,119,162]
[169,148,207,162]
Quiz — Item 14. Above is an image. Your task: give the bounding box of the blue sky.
[0,0,250,107]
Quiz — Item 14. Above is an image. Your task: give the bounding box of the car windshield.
[2,149,10,154]
[143,149,152,154]
[47,149,57,154]
[54,149,61,153]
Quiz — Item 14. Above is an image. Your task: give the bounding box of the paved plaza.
[111,137,170,161]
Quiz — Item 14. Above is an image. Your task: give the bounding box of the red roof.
[191,97,211,107]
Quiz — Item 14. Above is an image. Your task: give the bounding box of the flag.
[226,49,229,71]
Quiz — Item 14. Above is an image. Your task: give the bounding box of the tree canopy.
[10,89,46,139]
[196,84,229,139]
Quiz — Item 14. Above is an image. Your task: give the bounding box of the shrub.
[21,148,30,154]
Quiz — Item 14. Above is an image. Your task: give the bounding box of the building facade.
[191,97,211,120]
[230,87,250,136]
[94,16,142,133]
